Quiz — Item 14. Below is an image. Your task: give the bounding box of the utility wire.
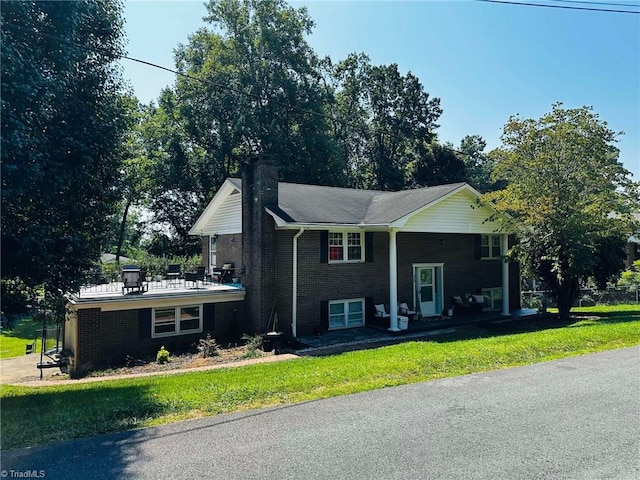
[474,0,640,13]
[551,0,640,8]
[0,22,526,161]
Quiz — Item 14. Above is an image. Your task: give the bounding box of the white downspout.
[388,228,400,332]
[292,227,305,338]
[501,233,510,316]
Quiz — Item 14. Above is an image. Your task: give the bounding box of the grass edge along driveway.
[2,311,640,450]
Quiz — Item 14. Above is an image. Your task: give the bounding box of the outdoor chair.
[185,266,206,288]
[221,263,234,283]
[451,294,485,315]
[122,265,147,294]
[167,264,181,285]
[374,304,391,320]
[399,302,418,321]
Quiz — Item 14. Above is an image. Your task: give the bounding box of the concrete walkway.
[0,353,63,384]
[0,353,299,387]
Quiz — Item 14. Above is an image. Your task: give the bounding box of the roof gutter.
[292,227,305,338]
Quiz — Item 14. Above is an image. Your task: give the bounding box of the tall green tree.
[1,1,131,300]
[136,91,210,255]
[410,140,466,187]
[136,0,345,254]
[458,135,500,193]
[328,54,443,190]
[174,0,342,183]
[486,103,639,319]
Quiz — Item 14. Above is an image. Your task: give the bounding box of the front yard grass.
[1,306,639,450]
[0,317,41,359]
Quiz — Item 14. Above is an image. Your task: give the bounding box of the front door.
[417,267,436,316]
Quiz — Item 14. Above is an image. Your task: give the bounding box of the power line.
[474,0,640,13]
[0,22,518,161]
[551,0,640,8]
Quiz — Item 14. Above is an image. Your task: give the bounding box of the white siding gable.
[398,189,501,234]
[202,191,242,235]
[189,179,243,236]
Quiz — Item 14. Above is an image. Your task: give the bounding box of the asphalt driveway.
[2,346,639,479]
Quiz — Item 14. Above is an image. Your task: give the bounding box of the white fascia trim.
[264,208,390,231]
[189,179,241,236]
[69,290,245,312]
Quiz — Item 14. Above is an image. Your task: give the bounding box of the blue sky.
[122,0,640,180]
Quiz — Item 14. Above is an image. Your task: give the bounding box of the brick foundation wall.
[73,300,244,374]
[293,231,389,336]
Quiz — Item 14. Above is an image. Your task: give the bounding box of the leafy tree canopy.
[486,103,640,319]
[1,0,132,302]
[328,53,444,190]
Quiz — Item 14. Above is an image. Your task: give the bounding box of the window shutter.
[320,300,329,331]
[474,235,482,259]
[365,232,374,262]
[138,308,151,339]
[203,303,215,331]
[364,297,375,325]
[320,231,328,263]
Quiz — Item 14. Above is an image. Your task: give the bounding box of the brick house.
[64,287,245,373]
[189,157,520,338]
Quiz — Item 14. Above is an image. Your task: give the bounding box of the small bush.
[156,346,171,364]
[197,334,219,358]
[241,334,263,359]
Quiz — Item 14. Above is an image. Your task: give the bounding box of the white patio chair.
[398,302,417,320]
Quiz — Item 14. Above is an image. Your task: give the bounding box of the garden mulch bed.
[2,344,301,386]
[86,345,270,378]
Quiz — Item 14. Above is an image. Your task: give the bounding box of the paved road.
[2,347,639,480]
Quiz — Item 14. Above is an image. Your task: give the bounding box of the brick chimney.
[242,155,279,334]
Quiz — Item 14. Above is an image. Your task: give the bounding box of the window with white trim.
[209,236,217,272]
[481,287,503,311]
[329,232,363,263]
[329,298,365,330]
[481,234,502,259]
[152,305,202,338]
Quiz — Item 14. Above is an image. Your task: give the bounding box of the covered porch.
[297,308,538,351]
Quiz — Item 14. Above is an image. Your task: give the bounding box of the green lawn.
[0,317,41,359]
[1,306,639,450]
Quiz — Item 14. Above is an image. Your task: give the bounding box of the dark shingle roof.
[228,178,468,225]
[274,181,467,225]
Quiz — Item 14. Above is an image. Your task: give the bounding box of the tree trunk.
[115,198,132,264]
[555,277,579,320]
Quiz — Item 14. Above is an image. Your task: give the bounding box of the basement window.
[152,305,202,338]
[328,298,365,330]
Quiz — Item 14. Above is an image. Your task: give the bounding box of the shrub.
[197,334,219,358]
[156,346,171,364]
[241,334,263,359]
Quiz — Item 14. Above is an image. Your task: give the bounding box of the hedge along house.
[64,279,245,375]
[189,156,520,339]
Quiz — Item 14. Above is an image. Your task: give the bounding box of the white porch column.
[388,229,400,332]
[501,233,510,316]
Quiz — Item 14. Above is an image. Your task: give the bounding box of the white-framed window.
[329,232,363,263]
[481,234,502,260]
[481,287,503,311]
[329,298,365,330]
[209,236,217,272]
[152,305,202,338]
